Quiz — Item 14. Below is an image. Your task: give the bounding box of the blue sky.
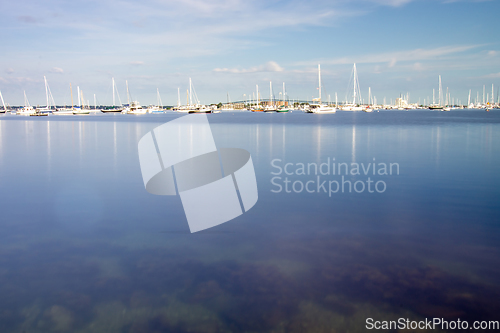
[1,0,499,106]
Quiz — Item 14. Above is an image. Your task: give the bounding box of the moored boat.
[17,91,37,116]
[305,65,336,114]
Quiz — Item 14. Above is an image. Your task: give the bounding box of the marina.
[1,66,498,116]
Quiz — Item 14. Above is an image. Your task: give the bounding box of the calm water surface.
[0,110,499,332]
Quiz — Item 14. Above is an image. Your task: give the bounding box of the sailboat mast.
[468,89,471,106]
[177,88,180,107]
[126,80,130,105]
[318,64,322,104]
[189,78,193,105]
[438,75,442,106]
[0,91,6,112]
[112,78,116,106]
[70,84,74,109]
[94,94,96,110]
[44,76,49,108]
[353,64,357,105]
[256,85,259,107]
[283,82,285,105]
[157,88,162,107]
[270,81,273,107]
[77,86,81,107]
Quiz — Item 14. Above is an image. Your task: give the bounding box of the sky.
[1,0,499,106]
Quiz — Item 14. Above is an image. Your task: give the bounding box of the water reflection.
[0,120,3,164]
[351,126,356,163]
[0,112,498,332]
[113,121,117,169]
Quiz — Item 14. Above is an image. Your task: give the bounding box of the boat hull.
[188,110,212,114]
[101,109,123,113]
[340,106,364,111]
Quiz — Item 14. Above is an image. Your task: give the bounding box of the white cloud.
[1,0,342,61]
[214,61,284,73]
[50,67,64,74]
[130,61,144,66]
[366,0,415,6]
[298,45,482,67]
[0,77,38,84]
[481,72,500,78]
[412,62,424,71]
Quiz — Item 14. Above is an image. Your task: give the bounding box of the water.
[0,110,499,332]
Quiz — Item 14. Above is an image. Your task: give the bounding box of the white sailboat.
[251,85,264,112]
[429,75,445,110]
[0,91,7,114]
[341,63,363,111]
[147,88,164,113]
[173,78,211,113]
[53,83,78,115]
[33,76,56,115]
[72,86,90,115]
[364,87,373,112]
[17,91,37,116]
[306,64,336,114]
[172,83,194,113]
[264,81,277,112]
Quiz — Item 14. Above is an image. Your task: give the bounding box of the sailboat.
[171,88,187,112]
[147,88,164,113]
[32,76,56,115]
[251,84,264,112]
[0,91,7,114]
[17,91,37,116]
[276,82,289,112]
[264,81,277,112]
[364,87,373,112]
[53,83,78,115]
[341,64,363,111]
[102,78,124,113]
[187,78,211,113]
[306,64,336,114]
[172,78,211,113]
[429,75,445,110]
[72,86,90,115]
